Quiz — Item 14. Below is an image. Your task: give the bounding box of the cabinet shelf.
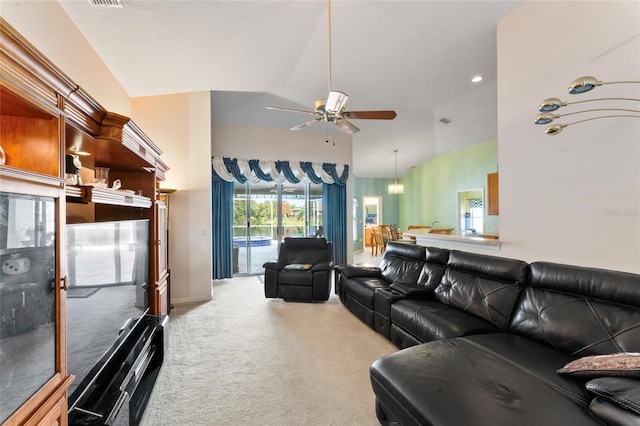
[66,185,152,208]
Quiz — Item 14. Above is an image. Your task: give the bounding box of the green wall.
[400,139,499,234]
[352,139,498,252]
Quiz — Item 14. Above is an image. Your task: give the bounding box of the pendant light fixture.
[388,149,404,194]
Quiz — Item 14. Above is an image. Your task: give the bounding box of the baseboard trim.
[171,295,212,305]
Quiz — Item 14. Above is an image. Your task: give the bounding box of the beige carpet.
[140,276,397,426]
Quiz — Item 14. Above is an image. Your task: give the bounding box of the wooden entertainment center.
[0,18,169,425]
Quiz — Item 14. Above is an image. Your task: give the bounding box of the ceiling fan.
[270,184,295,193]
[266,0,397,134]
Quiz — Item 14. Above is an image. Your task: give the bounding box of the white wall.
[132,93,213,303]
[211,115,354,262]
[497,1,640,273]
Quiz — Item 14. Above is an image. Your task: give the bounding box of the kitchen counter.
[403,229,501,251]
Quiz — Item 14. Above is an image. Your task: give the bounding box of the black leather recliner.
[263,237,333,302]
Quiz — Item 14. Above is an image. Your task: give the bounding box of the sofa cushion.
[390,299,499,343]
[434,251,528,332]
[277,269,313,285]
[370,333,601,426]
[342,276,389,308]
[510,262,640,357]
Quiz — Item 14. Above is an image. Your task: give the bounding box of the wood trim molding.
[1,18,106,135]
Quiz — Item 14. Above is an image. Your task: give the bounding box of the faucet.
[429,221,440,233]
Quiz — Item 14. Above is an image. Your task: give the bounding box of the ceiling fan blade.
[335,117,360,134]
[342,110,397,120]
[291,117,323,131]
[266,106,318,116]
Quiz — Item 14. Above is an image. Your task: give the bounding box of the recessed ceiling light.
[472,75,484,83]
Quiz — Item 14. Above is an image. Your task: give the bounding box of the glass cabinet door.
[0,191,57,423]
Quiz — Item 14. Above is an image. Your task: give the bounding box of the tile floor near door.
[352,250,381,266]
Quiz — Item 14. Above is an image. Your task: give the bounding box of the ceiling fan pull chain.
[333,124,336,146]
[325,121,329,144]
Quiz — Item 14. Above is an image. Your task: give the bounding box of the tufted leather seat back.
[379,242,426,284]
[509,262,640,357]
[278,237,332,265]
[434,250,528,332]
[416,246,450,290]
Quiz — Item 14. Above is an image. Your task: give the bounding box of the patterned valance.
[211,157,349,185]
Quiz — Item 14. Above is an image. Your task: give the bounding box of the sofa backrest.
[434,250,528,332]
[509,261,640,357]
[417,246,450,290]
[379,242,426,284]
[279,237,332,265]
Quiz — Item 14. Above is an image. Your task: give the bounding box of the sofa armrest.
[263,261,282,271]
[334,264,381,279]
[587,377,640,425]
[311,261,334,272]
[389,282,434,298]
[589,397,640,426]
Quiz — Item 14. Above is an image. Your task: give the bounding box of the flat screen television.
[65,219,150,402]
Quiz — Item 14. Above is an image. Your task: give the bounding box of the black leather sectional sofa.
[335,242,640,425]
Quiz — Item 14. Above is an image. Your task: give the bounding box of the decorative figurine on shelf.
[65,154,82,185]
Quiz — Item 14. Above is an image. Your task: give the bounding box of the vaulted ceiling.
[58,0,524,178]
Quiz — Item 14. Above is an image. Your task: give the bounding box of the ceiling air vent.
[439,117,452,124]
[89,0,123,7]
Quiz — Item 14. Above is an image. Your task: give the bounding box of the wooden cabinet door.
[487,172,499,215]
[364,227,373,247]
[0,179,69,426]
[26,396,66,426]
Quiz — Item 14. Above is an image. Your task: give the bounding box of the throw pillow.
[557,353,640,377]
[283,264,312,270]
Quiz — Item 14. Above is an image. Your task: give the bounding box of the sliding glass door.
[233,181,323,275]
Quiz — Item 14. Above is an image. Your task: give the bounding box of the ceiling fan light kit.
[325,91,348,114]
[534,76,640,135]
[265,0,397,136]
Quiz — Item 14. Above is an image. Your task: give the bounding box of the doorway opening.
[457,188,484,236]
[362,196,382,251]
